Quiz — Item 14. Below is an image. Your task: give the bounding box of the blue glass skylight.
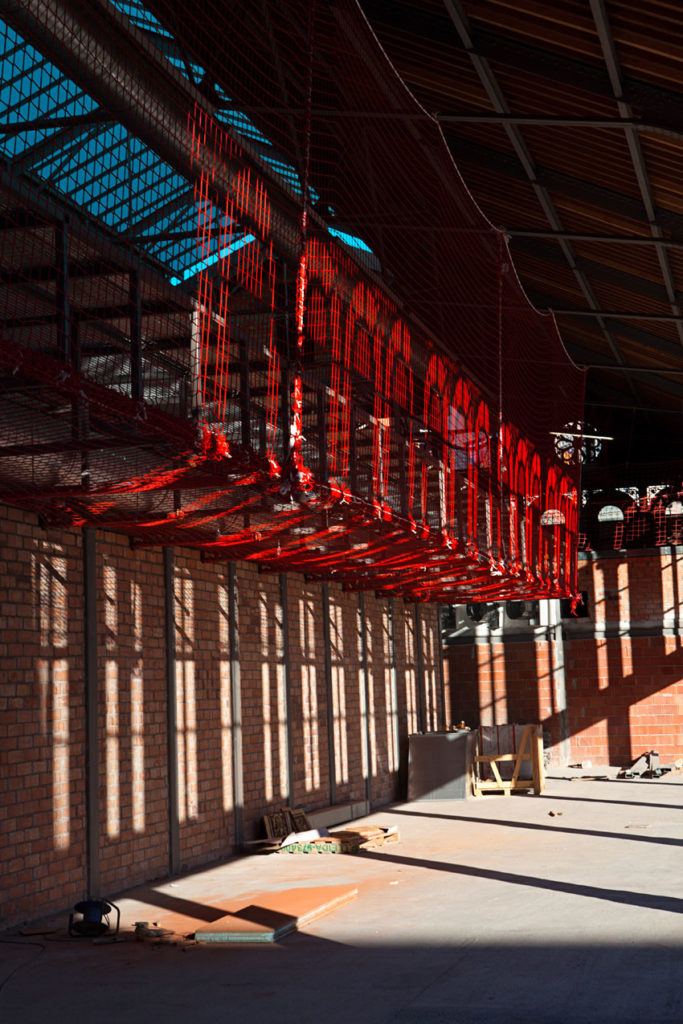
[169,234,256,286]
[0,0,378,288]
[0,21,97,159]
[107,0,174,39]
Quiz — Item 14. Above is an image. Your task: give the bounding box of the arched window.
[597,504,624,523]
[541,509,565,526]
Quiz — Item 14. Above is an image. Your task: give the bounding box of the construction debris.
[254,808,399,854]
[618,750,661,779]
[276,825,399,855]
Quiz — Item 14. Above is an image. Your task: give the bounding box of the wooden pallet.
[471,724,545,796]
[263,807,311,839]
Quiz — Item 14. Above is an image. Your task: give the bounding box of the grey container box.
[407,730,475,800]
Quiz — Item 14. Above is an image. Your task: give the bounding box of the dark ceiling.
[360,0,683,470]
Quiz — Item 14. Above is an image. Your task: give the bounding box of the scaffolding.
[0,0,585,601]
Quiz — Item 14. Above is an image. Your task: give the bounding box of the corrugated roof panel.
[616,334,683,371]
[639,133,683,217]
[514,126,641,200]
[464,0,604,64]
[450,159,550,229]
[443,124,519,158]
[588,277,674,318]
[662,250,683,295]
[490,63,619,119]
[571,240,668,289]
[547,193,651,237]
[510,248,586,305]
[609,1,683,91]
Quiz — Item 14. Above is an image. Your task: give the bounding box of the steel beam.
[512,235,681,308]
[0,0,302,261]
[317,389,328,484]
[55,220,70,361]
[525,287,683,370]
[508,230,683,250]
[129,270,143,401]
[589,0,683,347]
[366,1,683,136]
[436,113,660,130]
[9,114,111,173]
[0,110,109,135]
[239,336,251,448]
[0,256,124,287]
[552,309,683,322]
[448,135,683,241]
[441,0,640,406]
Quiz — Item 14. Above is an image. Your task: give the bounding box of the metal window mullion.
[82,527,99,897]
[164,547,180,874]
[227,563,243,847]
[322,582,336,805]
[279,573,294,805]
[414,603,426,732]
[358,592,372,806]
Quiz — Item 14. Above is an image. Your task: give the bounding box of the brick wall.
[363,592,397,807]
[237,563,289,841]
[445,549,683,765]
[1,505,443,928]
[0,507,86,925]
[287,575,332,811]
[327,583,365,807]
[173,549,234,870]
[98,534,168,892]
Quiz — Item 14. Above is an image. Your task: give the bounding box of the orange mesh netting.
[0,0,584,601]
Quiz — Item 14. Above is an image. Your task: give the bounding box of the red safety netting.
[0,0,585,601]
[579,461,683,552]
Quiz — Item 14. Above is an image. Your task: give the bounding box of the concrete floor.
[2,768,683,1024]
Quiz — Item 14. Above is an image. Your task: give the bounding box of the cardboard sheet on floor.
[193,885,358,943]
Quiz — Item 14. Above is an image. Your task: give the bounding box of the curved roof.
[361,0,683,468]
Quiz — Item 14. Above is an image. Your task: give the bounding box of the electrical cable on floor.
[0,939,46,995]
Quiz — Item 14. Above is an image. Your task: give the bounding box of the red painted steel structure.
[0,0,584,601]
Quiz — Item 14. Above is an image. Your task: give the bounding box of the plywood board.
[194,885,358,943]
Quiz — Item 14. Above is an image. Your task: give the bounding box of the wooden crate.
[471,724,545,796]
